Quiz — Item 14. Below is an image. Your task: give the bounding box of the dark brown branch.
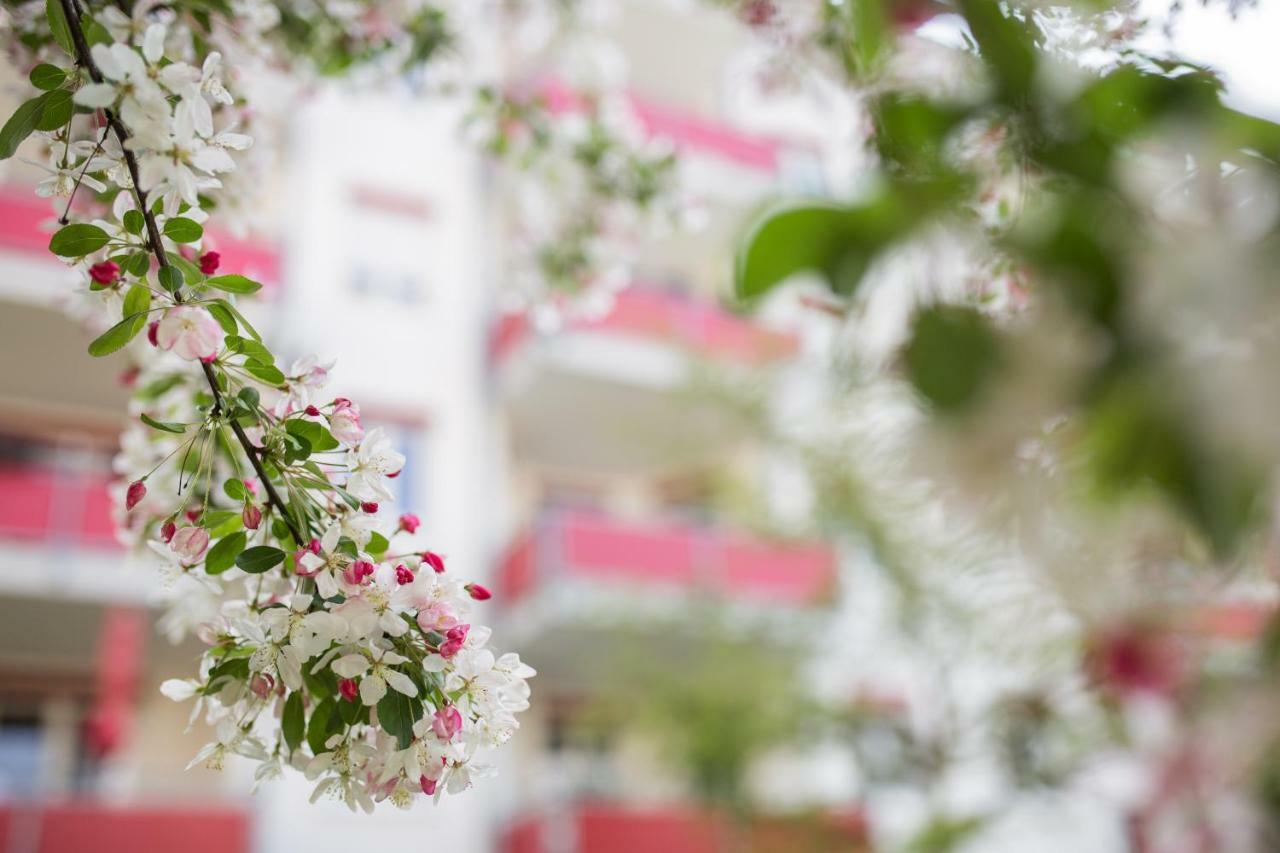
[59,0,307,546]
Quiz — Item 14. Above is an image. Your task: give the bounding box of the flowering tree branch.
[57,0,305,546]
[0,0,533,811]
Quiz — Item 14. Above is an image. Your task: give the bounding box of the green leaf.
[123,252,151,278]
[83,15,112,47]
[235,545,285,574]
[205,510,243,540]
[45,0,74,55]
[139,412,187,434]
[283,692,305,752]
[206,274,263,295]
[32,89,72,132]
[376,689,420,750]
[122,283,150,319]
[214,298,261,341]
[87,312,146,357]
[50,223,110,257]
[366,531,389,559]
[307,698,339,755]
[170,254,206,285]
[286,419,339,453]
[205,531,246,575]
[904,305,1002,413]
[245,359,286,386]
[223,478,248,501]
[122,209,145,236]
[205,300,237,335]
[225,335,274,363]
[0,96,47,160]
[163,217,204,244]
[157,265,184,293]
[29,63,67,91]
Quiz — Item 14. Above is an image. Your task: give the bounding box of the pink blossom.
[305,405,321,417]
[242,505,262,530]
[416,602,458,634]
[465,583,492,601]
[395,564,415,585]
[170,526,210,561]
[339,678,359,703]
[398,513,420,534]
[125,479,146,510]
[160,520,176,542]
[1086,622,1186,699]
[420,775,438,796]
[329,400,364,445]
[156,306,225,361]
[422,551,446,574]
[198,251,220,275]
[146,321,160,347]
[90,260,120,285]
[361,502,379,514]
[250,672,275,699]
[431,705,463,741]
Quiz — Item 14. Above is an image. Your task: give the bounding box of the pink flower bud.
[186,509,201,523]
[420,775,437,796]
[125,479,146,510]
[395,564,415,585]
[422,551,446,574]
[249,672,275,699]
[243,479,259,496]
[431,705,463,741]
[198,251,221,275]
[398,513,420,534]
[439,624,470,659]
[306,539,322,555]
[361,502,379,514]
[305,405,321,417]
[147,321,160,347]
[342,559,376,586]
[339,678,359,703]
[89,260,120,285]
[170,526,210,561]
[465,583,492,601]
[160,520,176,542]
[242,505,262,530]
[119,367,139,387]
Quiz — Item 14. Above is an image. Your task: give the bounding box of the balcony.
[0,184,281,305]
[498,507,835,608]
[494,508,837,685]
[492,285,798,475]
[500,804,870,853]
[0,802,249,853]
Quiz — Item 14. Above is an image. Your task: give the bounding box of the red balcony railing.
[496,508,836,608]
[0,186,280,293]
[0,462,118,548]
[490,284,799,368]
[501,804,870,853]
[0,802,249,853]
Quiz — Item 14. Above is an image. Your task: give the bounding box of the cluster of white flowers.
[0,0,532,810]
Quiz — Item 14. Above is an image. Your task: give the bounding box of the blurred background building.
[0,2,861,851]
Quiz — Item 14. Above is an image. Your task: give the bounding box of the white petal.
[332,654,370,679]
[360,674,386,706]
[384,669,418,698]
[74,83,118,108]
[143,23,166,64]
